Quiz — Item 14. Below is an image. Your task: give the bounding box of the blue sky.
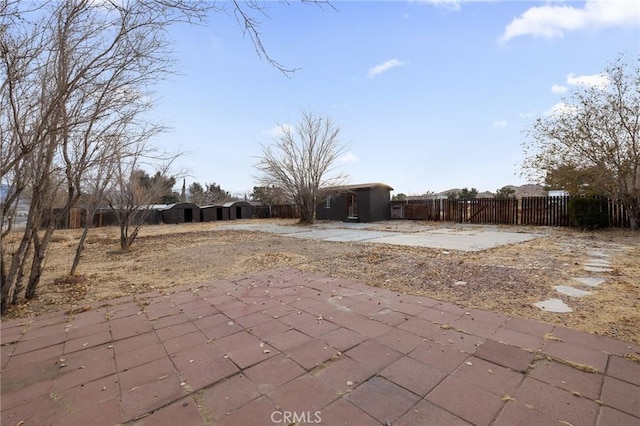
[152,0,639,196]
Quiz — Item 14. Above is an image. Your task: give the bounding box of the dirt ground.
[3,219,639,344]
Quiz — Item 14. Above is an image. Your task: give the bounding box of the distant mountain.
[406,184,546,200]
[503,184,546,198]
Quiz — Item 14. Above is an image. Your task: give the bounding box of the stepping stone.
[573,277,605,288]
[584,266,613,273]
[553,286,593,298]
[533,299,573,313]
[584,258,611,267]
[587,251,610,258]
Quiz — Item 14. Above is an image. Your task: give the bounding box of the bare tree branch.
[256,111,347,223]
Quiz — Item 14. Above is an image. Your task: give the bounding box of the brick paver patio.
[1,268,639,425]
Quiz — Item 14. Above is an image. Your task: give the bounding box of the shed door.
[348,194,358,219]
[184,209,193,222]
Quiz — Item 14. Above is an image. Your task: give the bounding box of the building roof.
[158,202,200,210]
[222,201,252,208]
[147,204,172,210]
[330,182,394,191]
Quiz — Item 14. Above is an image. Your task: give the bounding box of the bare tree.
[0,0,202,312]
[106,155,179,250]
[1,0,335,313]
[256,111,347,224]
[522,55,640,230]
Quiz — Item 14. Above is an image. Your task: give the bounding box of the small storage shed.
[159,202,201,224]
[316,183,394,223]
[200,204,226,222]
[223,201,253,220]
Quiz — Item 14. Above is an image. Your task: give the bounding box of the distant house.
[159,202,201,224]
[316,183,394,223]
[547,189,570,197]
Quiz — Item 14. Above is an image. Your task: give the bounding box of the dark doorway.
[347,194,358,219]
[236,206,242,219]
[184,209,193,223]
[216,208,223,220]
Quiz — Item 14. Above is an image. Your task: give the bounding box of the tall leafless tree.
[256,111,347,224]
[522,55,640,230]
[1,0,334,313]
[0,0,203,312]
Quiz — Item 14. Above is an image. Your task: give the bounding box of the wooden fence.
[51,198,634,229]
[401,197,633,228]
[405,199,519,224]
[269,204,299,219]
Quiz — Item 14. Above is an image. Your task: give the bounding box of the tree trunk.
[11,238,32,306]
[70,221,90,276]
[298,200,315,224]
[120,219,128,249]
[71,206,101,275]
[1,206,40,313]
[25,224,55,300]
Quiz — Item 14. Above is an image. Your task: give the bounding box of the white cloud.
[368,59,406,79]
[500,0,640,42]
[493,120,508,128]
[339,152,359,164]
[519,111,537,118]
[264,123,291,138]
[415,0,462,11]
[551,84,568,94]
[566,72,610,88]
[545,102,578,117]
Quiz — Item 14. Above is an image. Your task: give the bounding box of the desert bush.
[568,197,609,229]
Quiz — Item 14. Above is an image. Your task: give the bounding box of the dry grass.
[2,219,638,344]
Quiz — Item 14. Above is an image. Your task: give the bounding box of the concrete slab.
[368,230,540,252]
[315,222,377,230]
[553,286,593,298]
[533,299,573,313]
[573,277,606,288]
[219,221,542,252]
[584,266,614,273]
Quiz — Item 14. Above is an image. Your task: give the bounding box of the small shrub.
[568,197,608,229]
